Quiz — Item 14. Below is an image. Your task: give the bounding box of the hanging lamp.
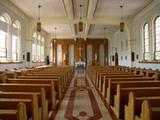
[120,5,124,32]
[78,4,83,32]
[37,5,42,32]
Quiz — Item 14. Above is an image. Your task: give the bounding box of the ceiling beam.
[62,0,76,36]
[41,17,120,25]
[84,0,99,36]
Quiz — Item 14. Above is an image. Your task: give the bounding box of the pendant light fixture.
[120,5,124,32]
[37,5,42,32]
[78,4,83,32]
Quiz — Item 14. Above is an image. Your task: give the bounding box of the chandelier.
[37,5,42,32]
[78,4,83,32]
[120,5,124,32]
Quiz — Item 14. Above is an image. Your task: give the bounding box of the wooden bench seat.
[106,77,155,103]
[7,78,62,100]
[0,83,56,111]
[96,71,133,85]
[113,86,160,119]
[25,73,68,89]
[0,72,7,83]
[0,95,40,120]
[0,103,27,120]
[16,75,65,96]
[125,92,160,120]
[97,74,143,95]
[0,91,47,120]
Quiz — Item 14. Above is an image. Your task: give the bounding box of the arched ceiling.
[10,0,153,38]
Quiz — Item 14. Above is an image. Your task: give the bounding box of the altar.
[75,59,85,67]
[75,59,86,74]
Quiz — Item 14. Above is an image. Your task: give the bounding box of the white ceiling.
[10,0,153,38]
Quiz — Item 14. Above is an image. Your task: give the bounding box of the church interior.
[0,0,160,120]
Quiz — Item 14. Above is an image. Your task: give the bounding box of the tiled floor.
[52,72,112,120]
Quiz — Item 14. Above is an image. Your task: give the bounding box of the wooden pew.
[96,71,133,86]
[0,83,55,119]
[0,90,47,120]
[104,77,155,103]
[7,78,62,101]
[135,100,160,120]
[0,94,40,120]
[125,92,160,120]
[113,85,160,119]
[17,75,65,97]
[0,72,7,83]
[98,74,143,95]
[0,102,27,120]
[25,73,68,91]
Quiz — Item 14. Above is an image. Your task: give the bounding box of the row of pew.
[0,66,74,120]
[87,66,160,120]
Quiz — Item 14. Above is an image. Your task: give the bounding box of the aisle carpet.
[52,72,112,120]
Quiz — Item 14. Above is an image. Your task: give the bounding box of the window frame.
[153,15,160,60]
[142,23,150,61]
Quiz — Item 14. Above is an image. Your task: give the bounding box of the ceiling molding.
[41,17,120,25]
[62,0,76,36]
[134,0,159,21]
[84,0,99,36]
[62,0,74,19]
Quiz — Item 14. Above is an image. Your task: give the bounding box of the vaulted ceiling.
[10,0,153,38]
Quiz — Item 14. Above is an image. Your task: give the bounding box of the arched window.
[0,13,10,61]
[37,34,41,61]
[32,32,44,62]
[154,16,160,60]
[12,21,21,61]
[143,23,150,60]
[41,37,44,61]
[32,32,37,61]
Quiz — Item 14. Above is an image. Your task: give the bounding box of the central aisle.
[53,72,112,120]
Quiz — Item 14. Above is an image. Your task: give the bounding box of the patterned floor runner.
[52,72,112,120]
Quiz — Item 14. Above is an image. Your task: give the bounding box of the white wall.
[134,1,160,70]
[109,30,131,67]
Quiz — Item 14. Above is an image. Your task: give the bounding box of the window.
[41,37,44,61]
[32,32,45,62]
[0,31,7,61]
[12,21,21,61]
[154,16,160,60]
[32,32,37,61]
[49,42,53,62]
[0,14,10,61]
[143,23,150,60]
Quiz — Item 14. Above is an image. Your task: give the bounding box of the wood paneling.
[52,38,108,66]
